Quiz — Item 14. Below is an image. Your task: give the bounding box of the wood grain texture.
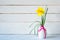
[0,14,60,34]
[0,14,60,22]
[0,0,60,6]
[0,22,60,34]
[0,0,60,34]
[0,6,60,13]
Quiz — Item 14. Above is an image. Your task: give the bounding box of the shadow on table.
[47,35,59,39]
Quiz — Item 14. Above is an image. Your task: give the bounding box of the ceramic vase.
[38,25,46,39]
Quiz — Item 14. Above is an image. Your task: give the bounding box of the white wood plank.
[45,22,60,34]
[0,23,30,34]
[0,22,60,34]
[0,0,60,6]
[0,14,60,22]
[46,14,60,21]
[0,6,60,13]
[0,14,40,22]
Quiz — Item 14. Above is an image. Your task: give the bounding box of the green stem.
[41,7,48,26]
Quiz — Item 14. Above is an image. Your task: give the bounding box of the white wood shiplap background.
[0,0,60,35]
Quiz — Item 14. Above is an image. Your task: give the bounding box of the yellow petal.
[37,13,44,16]
[36,7,45,16]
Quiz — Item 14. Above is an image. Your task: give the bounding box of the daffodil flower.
[36,7,45,16]
[29,6,48,35]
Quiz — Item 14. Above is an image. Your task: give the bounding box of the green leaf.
[41,7,48,25]
[29,21,41,28]
[29,24,40,34]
